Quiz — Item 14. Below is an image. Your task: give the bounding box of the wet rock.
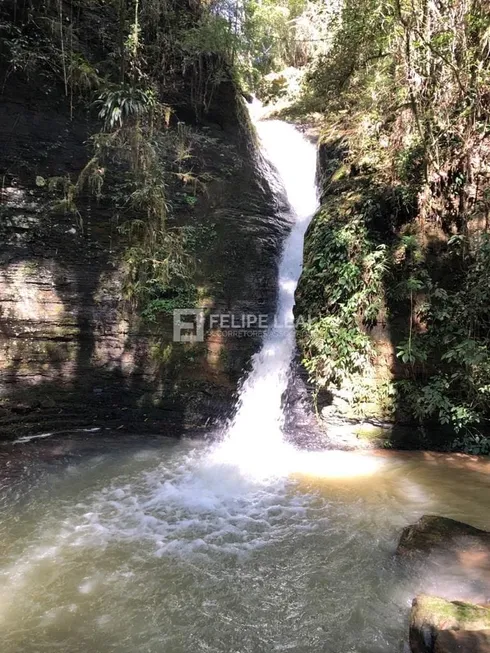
[410,594,490,653]
[40,396,56,409]
[11,402,35,414]
[316,413,394,450]
[434,629,490,653]
[397,515,490,559]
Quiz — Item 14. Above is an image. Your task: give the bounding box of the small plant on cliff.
[68,53,102,97]
[141,285,199,321]
[95,86,157,130]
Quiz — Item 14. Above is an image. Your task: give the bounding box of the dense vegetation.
[0,0,315,315]
[1,0,489,450]
[1,0,252,315]
[290,0,490,451]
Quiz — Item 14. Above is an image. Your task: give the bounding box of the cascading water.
[215,118,319,471]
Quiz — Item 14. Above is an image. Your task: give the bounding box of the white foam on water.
[0,451,313,597]
[10,427,101,445]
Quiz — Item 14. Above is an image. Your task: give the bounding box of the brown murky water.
[0,433,489,653]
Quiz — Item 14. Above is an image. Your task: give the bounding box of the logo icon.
[173,309,205,343]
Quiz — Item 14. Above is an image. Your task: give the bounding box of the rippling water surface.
[1,434,490,652]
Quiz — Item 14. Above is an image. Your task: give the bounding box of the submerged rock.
[410,594,490,653]
[397,515,490,558]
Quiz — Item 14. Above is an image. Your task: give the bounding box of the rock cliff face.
[0,67,288,439]
[294,136,401,432]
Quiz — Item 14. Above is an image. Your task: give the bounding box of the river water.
[1,119,489,652]
[1,435,490,652]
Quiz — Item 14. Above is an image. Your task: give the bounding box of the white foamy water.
[214,119,319,476]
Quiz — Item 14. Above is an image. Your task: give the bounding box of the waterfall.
[214,118,319,472]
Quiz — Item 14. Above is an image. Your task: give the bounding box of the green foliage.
[305,0,389,112]
[95,86,157,130]
[44,175,83,228]
[297,192,388,392]
[141,285,198,322]
[301,315,373,391]
[453,432,490,456]
[395,143,426,187]
[0,21,52,76]
[392,234,490,442]
[303,0,490,215]
[180,13,238,59]
[294,0,490,452]
[68,53,102,96]
[299,152,490,452]
[122,228,194,302]
[241,0,306,78]
[300,202,490,448]
[169,0,317,94]
[181,224,218,253]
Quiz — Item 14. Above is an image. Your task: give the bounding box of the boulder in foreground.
[410,594,490,653]
[397,515,490,558]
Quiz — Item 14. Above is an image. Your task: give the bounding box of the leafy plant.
[141,285,199,321]
[95,86,156,129]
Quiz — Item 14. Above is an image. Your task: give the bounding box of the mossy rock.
[410,594,490,653]
[397,515,490,558]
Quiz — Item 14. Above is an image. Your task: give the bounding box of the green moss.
[22,260,41,276]
[412,594,490,632]
[353,425,390,441]
[331,164,350,182]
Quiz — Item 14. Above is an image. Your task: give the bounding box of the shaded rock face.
[294,136,402,440]
[282,360,327,450]
[397,515,490,606]
[410,594,490,653]
[435,629,490,653]
[0,76,288,439]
